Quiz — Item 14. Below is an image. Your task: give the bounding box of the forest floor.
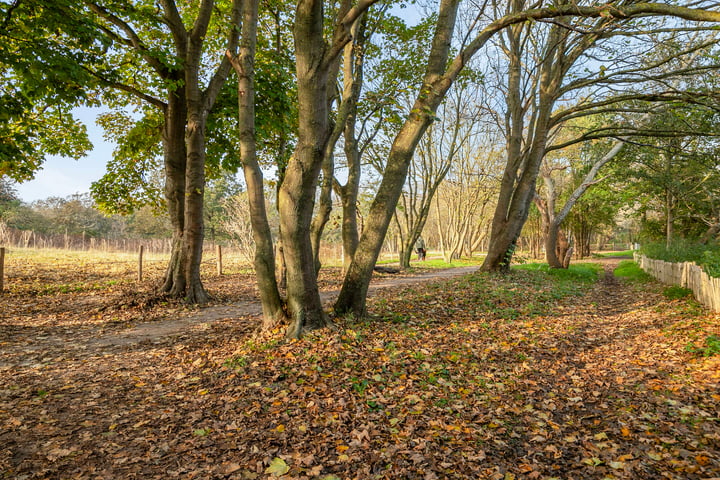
[1,258,719,479]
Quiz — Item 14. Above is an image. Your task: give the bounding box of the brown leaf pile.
[1,260,718,479]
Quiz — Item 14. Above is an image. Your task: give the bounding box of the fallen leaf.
[265,457,289,476]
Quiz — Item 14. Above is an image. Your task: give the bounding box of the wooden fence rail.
[634,253,720,312]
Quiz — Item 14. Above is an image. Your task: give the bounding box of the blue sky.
[15,106,114,203]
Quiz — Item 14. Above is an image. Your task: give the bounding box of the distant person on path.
[415,237,426,261]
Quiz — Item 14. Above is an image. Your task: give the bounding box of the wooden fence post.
[138,245,144,282]
[216,244,223,276]
[0,247,5,293]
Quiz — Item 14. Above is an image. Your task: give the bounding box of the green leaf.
[264,457,289,476]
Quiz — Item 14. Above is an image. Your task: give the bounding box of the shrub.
[641,241,720,278]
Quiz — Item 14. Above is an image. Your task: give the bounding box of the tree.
[480,1,720,272]
[0,0,94,182]
[4,0,242,302]
[338,0,720,313]
[535,138,625,268]
[392,80,485,268]
[565,181,620,257]
[86,0,241,302]
[204,173,243,242]
[33,193,112,237]
[615,104,720,245]
[228,0,287,327]
[434,145,502,262]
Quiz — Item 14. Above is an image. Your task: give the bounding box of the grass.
[613,259,653,282]
[686,334,720,357]
[663,285,693,300]
[372,262,603,324]
[594,249,634,258]
[513,262,602,284]
[374,253,486,269]
[412,256,485,268]
[1,247,255,295]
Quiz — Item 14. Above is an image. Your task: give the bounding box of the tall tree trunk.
[160,89,189,295]
[666,188,674,248]
[335,0,460,316]
[335,117,433,314]
[481,12,528,273]
[281,0,335,337]
[313,14,368,274]
[183,109,210,304]
[481,17,574,272]
[157,0,239,303]
[310,156,334,275]
[339,135,361,269]
[229,0,287,327]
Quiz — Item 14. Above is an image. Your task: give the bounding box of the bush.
[641,241,720,278]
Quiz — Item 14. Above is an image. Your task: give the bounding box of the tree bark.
[335,115,435,314]
[543,140,625,268]
[229,0,287,327]
[156,0,239,303]
[312,14,368,274]
[280,0,339,337]
[160,87,189,295]
[335,0,460,316]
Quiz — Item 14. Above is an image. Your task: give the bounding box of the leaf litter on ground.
[0,258,718,479]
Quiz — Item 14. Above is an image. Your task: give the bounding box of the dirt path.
[92,265,478,347]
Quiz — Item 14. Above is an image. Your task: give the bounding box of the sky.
[15,106,115,203]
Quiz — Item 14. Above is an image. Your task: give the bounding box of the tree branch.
[86,1,172,77]
[79,65,166,109]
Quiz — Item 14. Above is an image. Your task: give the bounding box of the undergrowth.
[613,260,653,282]
[663,285,693,300]
[593,250,634,258]
[642,240,720,277]
[514,262,602,284]
[686,334,720,357]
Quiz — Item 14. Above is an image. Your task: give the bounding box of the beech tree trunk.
[335,116,435,314]
[335,0,460,316]
[335,16,368,272]
[310,157,334,275]
[229,0,287,327]
[339,134,361,269]
[280,0,340,337]
[160,89,189,295]
[156,0,239,303]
